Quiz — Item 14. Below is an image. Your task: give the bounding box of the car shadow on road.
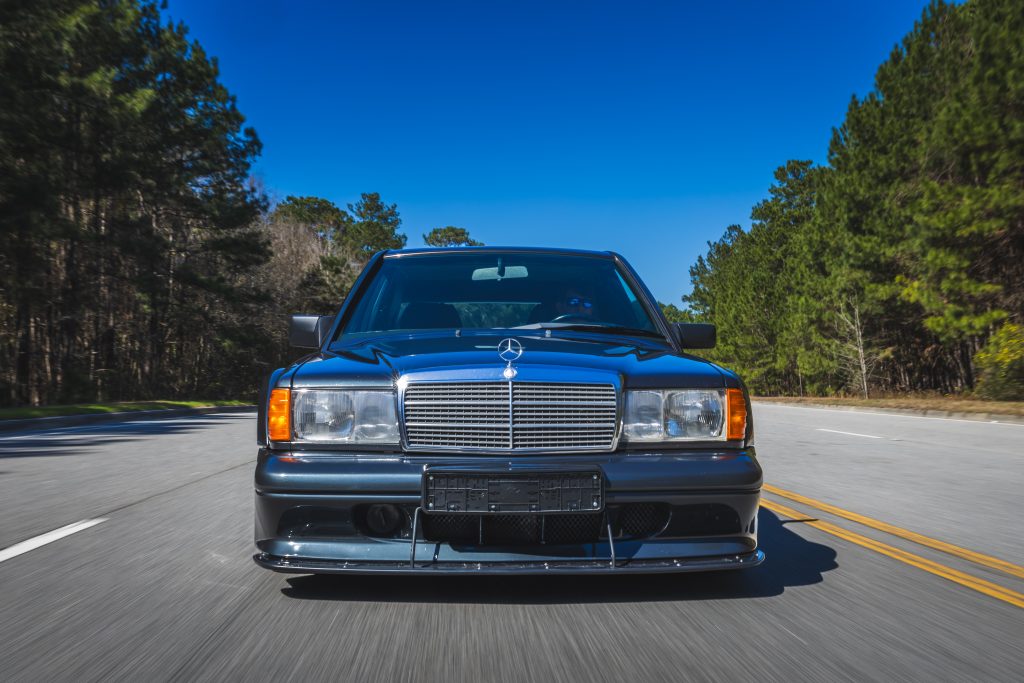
[0,413,254,459]
[281,508,837,604]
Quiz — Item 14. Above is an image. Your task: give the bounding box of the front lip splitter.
[253,548,765,575]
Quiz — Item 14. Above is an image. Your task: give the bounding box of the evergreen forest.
[1,0,1021,407]
[675,0,1024,399]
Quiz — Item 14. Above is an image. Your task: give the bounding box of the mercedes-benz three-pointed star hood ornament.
[498,338,523,379]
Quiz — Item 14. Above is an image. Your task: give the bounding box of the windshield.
[338,252,661,340]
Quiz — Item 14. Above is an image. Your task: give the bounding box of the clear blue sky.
[165,0,931,305]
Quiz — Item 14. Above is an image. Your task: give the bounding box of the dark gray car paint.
[254,247,761,573]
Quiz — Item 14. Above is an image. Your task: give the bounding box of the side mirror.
[672,322,716,349]
[289,314,336,349]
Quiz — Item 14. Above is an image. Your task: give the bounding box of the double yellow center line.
[760,485,1024,609]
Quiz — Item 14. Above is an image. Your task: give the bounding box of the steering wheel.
[550,314,592,323]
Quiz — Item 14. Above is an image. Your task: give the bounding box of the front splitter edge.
[253,549,764,575]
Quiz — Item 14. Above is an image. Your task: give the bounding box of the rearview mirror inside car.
[471,265,528,281]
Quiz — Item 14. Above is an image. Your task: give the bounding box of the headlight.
[292,390,399,443]
[623,388,746,442]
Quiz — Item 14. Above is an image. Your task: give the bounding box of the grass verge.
[0,400,251,421]
[753,395,1024,418]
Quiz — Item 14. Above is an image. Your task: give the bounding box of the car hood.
[289,333,727,389]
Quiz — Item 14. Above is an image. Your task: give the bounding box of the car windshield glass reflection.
[340,253,660,339]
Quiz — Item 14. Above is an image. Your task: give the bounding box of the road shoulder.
[752,399,1024,425]
[0,404,256,433]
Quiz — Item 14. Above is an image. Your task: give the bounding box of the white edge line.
[757,402,1024,426]
[0,518,108,563]
[816,428,882,439]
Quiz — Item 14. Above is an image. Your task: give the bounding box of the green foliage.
[823,0,1022,346]
[659,303,698,323]
[301,253,362,314]
[0,0,265,405]
[266,193,409,314]
[273,196,350,241]
[3,0,1021,405]
[974,324,1024,400]
[685,0,1024,399]
[423,226,483,247]
[687,161,833,394]
[344,192,407,259]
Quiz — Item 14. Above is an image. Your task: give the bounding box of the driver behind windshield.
[553,286,597,320]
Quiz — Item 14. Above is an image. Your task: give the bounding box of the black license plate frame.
[422,470,604,514]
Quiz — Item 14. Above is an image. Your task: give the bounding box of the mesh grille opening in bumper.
[419,503,677,545]
[422,512,603,545]
[663,503,742,537]
[616,503,671,538]
[276,503,740,543]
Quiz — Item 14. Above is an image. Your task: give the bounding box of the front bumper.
[254,448,762,574]
[254,549,765,575]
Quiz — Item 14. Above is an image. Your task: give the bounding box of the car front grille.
[403,381,617,451]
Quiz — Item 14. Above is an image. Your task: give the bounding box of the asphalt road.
[1,405,1021,682]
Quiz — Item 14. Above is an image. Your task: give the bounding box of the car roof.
[383,246,617,259]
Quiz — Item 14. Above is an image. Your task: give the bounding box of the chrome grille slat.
[404,381,617,451]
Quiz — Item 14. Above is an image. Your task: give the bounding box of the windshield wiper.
[512,322,665,338]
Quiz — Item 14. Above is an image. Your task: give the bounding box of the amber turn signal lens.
[726,388,747,441]
[268,388,291,441]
